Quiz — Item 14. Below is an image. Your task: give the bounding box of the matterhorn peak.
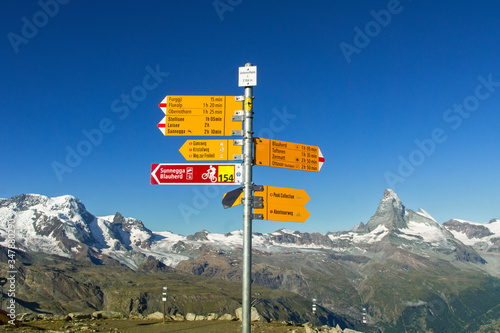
[364,189,407,231]
[378,189,404,214]
[383,188,397,198]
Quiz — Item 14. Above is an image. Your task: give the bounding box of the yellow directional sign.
[254,138,325,172]
[179,139,242,161]
[263,186,310,206]
[158,96,242,136]
[253,186,310,223]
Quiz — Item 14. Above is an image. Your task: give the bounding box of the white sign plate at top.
[238,66,257,87]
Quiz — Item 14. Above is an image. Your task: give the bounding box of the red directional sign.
[151,163,243,185]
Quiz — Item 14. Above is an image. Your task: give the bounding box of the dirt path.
[0,319,307,333]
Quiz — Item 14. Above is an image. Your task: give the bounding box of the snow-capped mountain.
[325,189,487,264]
[2,190,499,332]
[443,218,500,253]
[0,191,497,270]
[0,194,155,267]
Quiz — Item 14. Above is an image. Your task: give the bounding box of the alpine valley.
[0,189,499,332]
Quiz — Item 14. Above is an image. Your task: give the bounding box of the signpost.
[162,286,167,324]
[240,64,255,333]
[152,64,325,333]
[157,96,243,136]
[179,139,243,161]
[253,186,311,223]
[254,138,325,172]
[150,163,243,185]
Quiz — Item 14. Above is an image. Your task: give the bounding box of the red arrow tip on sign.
[159,97,167,114]
[318,148,325,171]
[157,116,166,135]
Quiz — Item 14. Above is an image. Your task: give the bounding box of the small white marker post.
[162,286,167,324]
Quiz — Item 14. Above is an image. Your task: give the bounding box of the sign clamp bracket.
[232,154,244,161]
[253,196,263,209]
[232,130,244,137]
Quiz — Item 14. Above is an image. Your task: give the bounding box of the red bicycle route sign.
[150,163,243,185]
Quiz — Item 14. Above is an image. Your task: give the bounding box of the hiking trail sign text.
[179,139,242,161]
[253,186,310,223]
[157,96,242,136]
[254,138,325,172]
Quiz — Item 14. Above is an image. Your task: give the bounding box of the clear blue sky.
[1,0,499,235]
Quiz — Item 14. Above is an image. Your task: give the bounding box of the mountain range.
[1,189,499,332]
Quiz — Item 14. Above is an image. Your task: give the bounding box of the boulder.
[235,307,266,322]
[52,315,68,321]
[218,313,235,321]
[206,313,219,321]
[171,313,185,321]
[128,311,144,320]
[185,313,197,321]
[329,324,343,333]
[146,312,164,320]
[195,314,206,321]
[92,311,124,319]
[304,324,318,333]
[67,312,91,320]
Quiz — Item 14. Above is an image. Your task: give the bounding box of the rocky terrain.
[0,190,499,332]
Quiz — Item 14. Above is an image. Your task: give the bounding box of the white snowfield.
[445,218,500,251]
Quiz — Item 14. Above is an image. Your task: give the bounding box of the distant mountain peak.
[365,189,407,231]
[383,188,399,200]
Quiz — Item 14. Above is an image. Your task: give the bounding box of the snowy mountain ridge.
[443,218,500,253]
[0,191,498,271]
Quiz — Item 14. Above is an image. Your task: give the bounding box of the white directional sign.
[239,66,257,87]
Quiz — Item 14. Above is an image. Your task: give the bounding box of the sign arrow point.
[159,97,167,114]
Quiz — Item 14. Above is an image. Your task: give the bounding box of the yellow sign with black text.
[253,186,310,223]
[179,139,242,161]
[254,138,324,172]
[158,96,242,136]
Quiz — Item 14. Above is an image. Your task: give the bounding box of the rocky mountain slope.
[0,245,350,328]
[1,190,499,332]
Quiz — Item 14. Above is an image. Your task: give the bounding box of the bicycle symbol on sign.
[201,165,217,183]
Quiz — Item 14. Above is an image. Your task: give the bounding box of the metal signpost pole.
[241,62,254,333]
